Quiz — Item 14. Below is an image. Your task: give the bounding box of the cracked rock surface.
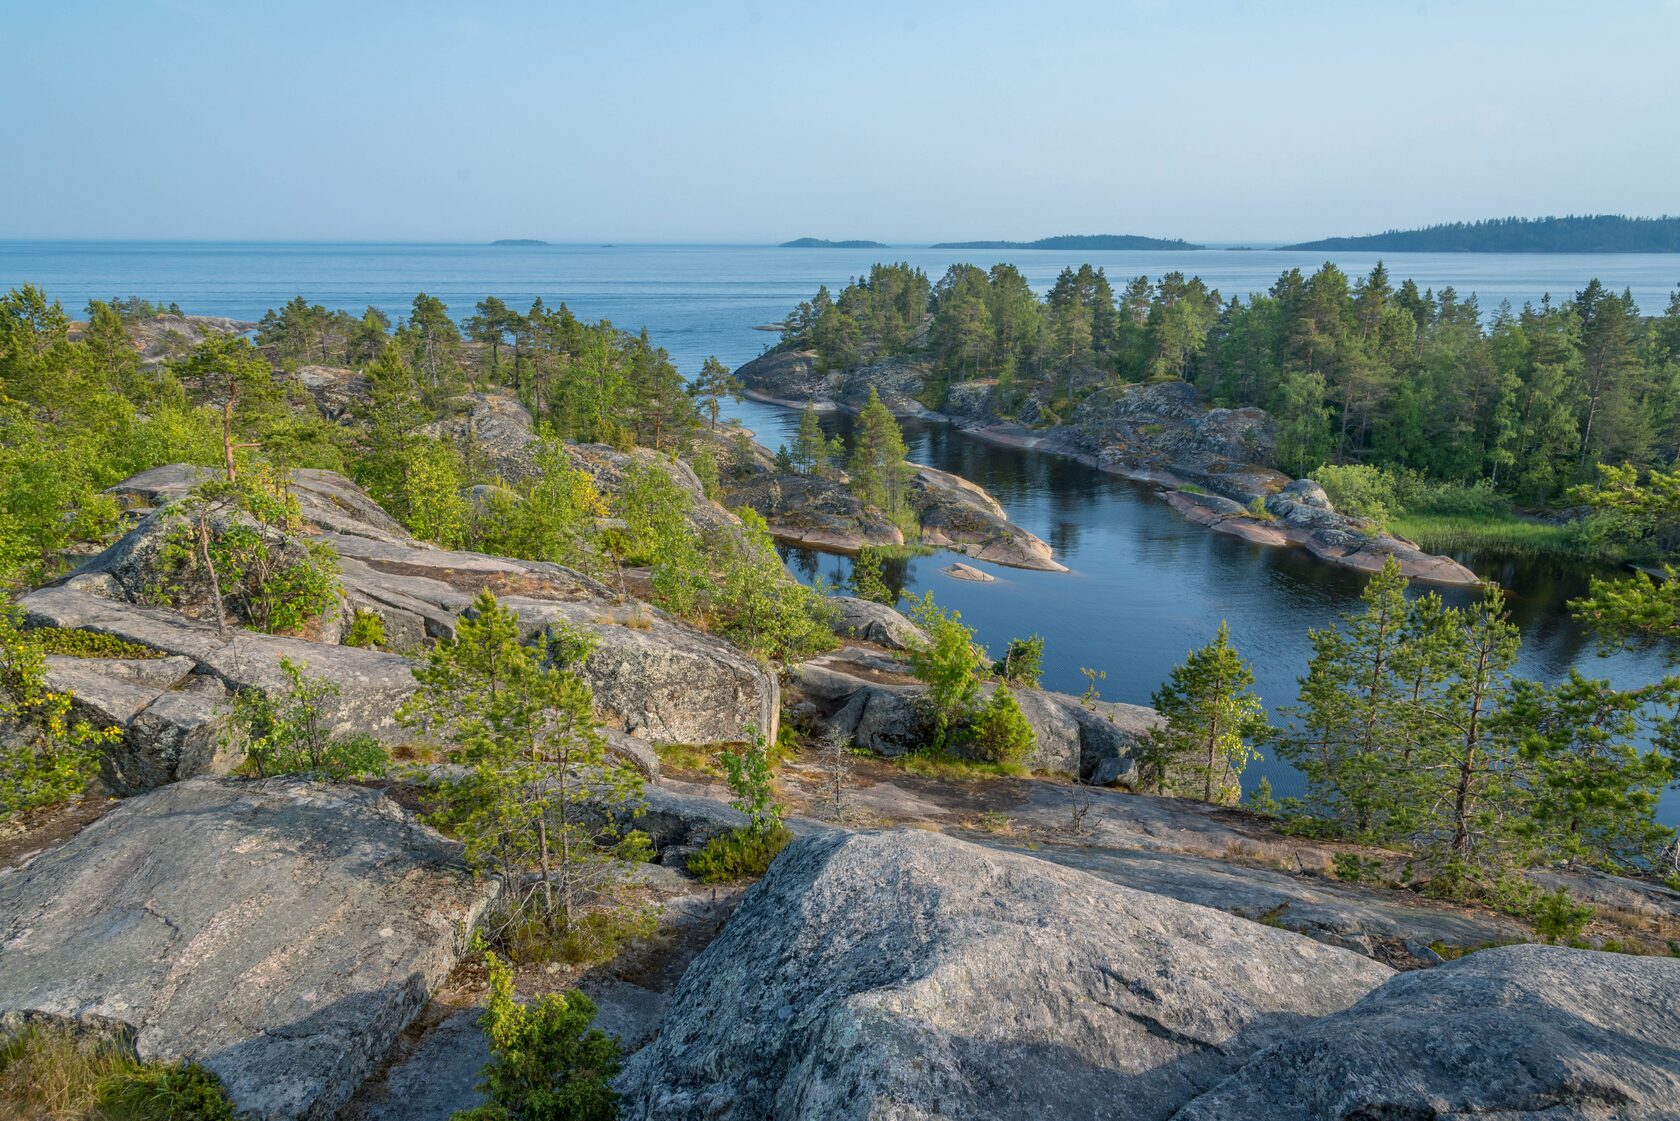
[0,777,498,1121]
[617,828,1391,1121]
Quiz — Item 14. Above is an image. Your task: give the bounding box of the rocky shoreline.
[737,350,1479,586]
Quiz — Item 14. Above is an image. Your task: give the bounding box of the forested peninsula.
[931,233,1202,250]
[3,279,1680,1119]
[1285,214,1680,253]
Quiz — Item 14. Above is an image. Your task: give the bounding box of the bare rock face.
[826,596,927,651]
[941,561,994,582]
[0,778,498,1121]
[910,465,1066,572]
[1170,945,1680,1121]
[618,830,1392,1121]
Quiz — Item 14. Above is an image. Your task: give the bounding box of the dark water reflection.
[732,397,1678,824]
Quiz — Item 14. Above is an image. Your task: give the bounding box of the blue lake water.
[4,240,1678,821]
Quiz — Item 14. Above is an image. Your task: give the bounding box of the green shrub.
[449,950,620,1121]
[687,824,792,883]
[992,635,1044,687]
[1530,886,1596,945]
[1,611,121,820]
[343,609,386,650]
[30,627,164,659]
[1311,463,1397,528]
[719,728,782,833]
[97,1062,236,1120]
[155,474,339,635]
[224,658,389,781]
[967,686,1037,764]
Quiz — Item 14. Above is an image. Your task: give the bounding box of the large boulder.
[790,650,1155,782]
[618,830,1392,1121]
[825,596,927,651]
[0,778,498,1121]
[1170,945,1680,1121]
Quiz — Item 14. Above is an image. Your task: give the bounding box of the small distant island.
[930,234,1204,251]
[490,238,549,246]
[1283,215,1680,253]
[780,237,889,249]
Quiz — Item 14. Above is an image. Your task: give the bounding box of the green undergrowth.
[893,748,1031,781]
[29,627,164,659]
[687,824,792,883]
[0,1024,234,1120]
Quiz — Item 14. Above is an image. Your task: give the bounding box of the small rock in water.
[941,561,995,582]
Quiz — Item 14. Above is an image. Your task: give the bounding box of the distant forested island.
[780,237,888,249]
[1284,215,1680,253]
[930,234,1203,251]
[490,238,548,246]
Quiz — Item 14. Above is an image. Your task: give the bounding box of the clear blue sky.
[4,0,1677,243]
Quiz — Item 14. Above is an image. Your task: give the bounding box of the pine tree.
[689,355,742,429]
[847,388,911,525]
[399,591,643,930]
[1146,621,1267,804]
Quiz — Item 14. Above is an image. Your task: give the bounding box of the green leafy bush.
[156,473,339,635]
[0,611,121,819]
[1530,886,1596,945]
[0,1023,234,1121]
[1311,463,1397,528]
[967,686,1037,764]
[343,609,386,649]
[97,1062,236,1120]
[449,950,621,1121]
[224,658,389,781]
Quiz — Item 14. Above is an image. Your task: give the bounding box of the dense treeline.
[1284,214,1680,254]
[781,261,1680,504]
[258,293,695,451]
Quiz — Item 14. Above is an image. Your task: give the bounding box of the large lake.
[5,240,1679,820]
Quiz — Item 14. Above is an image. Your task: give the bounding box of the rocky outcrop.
[618,829,1392,1121]
[825,595,927,651]
[736,348,934,417]
[0,777,498,1121]
[108,463,410,544]
[941,560,994,581]
[1170,945,1680,1121]
[20,585,416,791]
[422,392,547,482]
[324,532,779,745]
[910,465,1066,571]
[294,365,369,420]
[124,313,256,366]
[21,467,779,792]
[722,470,904,552]
[790,648,1158,782]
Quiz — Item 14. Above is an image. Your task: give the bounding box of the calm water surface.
[4,240,1677,819]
